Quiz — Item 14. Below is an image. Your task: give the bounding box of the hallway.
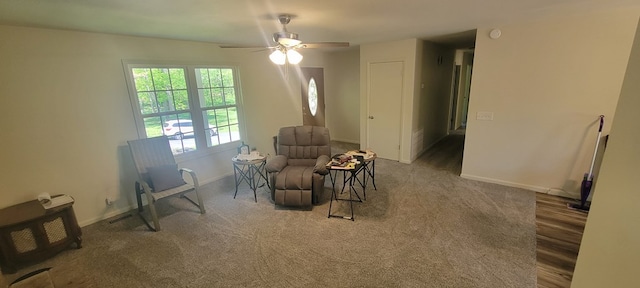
[422,134,586,288]
[416,134,465,175]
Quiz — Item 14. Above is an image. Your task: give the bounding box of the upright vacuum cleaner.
[569,115,605,212]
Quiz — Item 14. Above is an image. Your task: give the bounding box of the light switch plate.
[476,112,494,121]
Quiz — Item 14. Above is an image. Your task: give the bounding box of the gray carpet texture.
[6,136,537,287]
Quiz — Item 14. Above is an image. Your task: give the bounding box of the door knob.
[368,116,374,119]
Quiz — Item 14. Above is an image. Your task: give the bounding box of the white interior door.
[367,61,403,161]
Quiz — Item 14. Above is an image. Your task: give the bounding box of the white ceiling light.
[269,16,303,66]
[220,14,347,67]
[269,48,303,65]
[286,50,303,64]
[269,50,286,65]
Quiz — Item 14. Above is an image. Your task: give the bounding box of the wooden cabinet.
[0,196,82,274]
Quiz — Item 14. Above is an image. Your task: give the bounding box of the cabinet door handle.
[368,116,374,119]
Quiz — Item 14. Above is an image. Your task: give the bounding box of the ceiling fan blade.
[300,42,350,49]
[219,45,266,49]
[251,48,273,53]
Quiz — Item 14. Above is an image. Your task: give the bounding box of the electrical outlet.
[476,112,494,121]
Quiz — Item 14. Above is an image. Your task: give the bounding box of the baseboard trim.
[460,173,548,192]
[79,172,234,227]
[459,173,580,200]
[79,208,136,227]
[331,138,359,144]
[198,172,234,188]
[546,188,577,199]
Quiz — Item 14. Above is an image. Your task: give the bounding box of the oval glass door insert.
[308,77,318,116]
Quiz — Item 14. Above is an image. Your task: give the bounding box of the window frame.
[123,60,246,159]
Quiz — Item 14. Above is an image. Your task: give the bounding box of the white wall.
[360,38,419,163]
[461,9,640,198]
[325,48,360,143]
[571,18,640,288]
[0,25,329,225]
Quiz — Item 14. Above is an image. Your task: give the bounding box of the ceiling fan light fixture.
[269,50,286,65]
[280,37,302,47]
[286,49,303,64]
[273,32,301,47]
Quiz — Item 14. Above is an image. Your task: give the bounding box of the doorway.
[450,50,474,133]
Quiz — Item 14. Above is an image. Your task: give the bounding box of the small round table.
[232,156,270,202]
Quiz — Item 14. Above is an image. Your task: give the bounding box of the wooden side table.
[0,195,82,274]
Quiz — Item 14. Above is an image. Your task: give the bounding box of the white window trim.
[123,60,247,159]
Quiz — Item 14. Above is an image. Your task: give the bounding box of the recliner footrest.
[274,189,312,206]
[273,166,314,206]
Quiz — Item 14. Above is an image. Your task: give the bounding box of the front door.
[301,67,325,127]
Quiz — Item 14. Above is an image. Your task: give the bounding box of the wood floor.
[536,193,588,288]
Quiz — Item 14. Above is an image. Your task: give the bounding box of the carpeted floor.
[4,135,537,287]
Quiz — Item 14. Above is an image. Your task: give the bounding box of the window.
[195,68,241,147]
[125,63,243,155]
[308,77,318,116]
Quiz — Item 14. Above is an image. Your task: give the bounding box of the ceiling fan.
[220,14,349,65]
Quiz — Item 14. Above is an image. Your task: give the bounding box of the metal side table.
[232,156,270,202]
[327,156,366,221]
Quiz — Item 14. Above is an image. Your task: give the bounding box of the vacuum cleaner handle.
[598,115,604,132]
[588,115,605,177]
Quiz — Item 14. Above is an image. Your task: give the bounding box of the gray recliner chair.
[266,126,331,206]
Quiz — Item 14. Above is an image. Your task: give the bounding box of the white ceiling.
[1,0,638,49]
